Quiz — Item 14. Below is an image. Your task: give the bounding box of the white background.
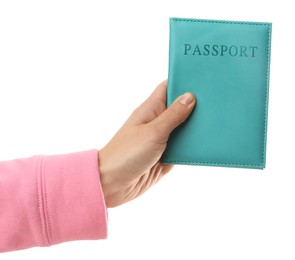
[0,0,294,259]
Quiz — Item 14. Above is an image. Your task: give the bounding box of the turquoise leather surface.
[162,18,272,169]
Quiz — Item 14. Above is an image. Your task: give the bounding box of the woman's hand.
[99,80,196,207]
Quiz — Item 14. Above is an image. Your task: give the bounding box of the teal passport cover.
[162,18,272,169]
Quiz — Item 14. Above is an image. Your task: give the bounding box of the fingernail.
[179,92,195,105]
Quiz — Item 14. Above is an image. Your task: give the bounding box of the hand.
[99,80,196,207]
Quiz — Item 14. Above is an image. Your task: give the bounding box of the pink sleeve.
[0,149,107,253]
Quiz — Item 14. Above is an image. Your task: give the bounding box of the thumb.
[151,92,196,136]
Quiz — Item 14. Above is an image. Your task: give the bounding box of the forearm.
[0,150,107,253]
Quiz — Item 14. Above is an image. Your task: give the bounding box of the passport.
[162,18,272,169]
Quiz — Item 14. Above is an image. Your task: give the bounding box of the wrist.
[98,148,122,208]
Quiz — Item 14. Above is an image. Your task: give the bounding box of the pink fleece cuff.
[0,149,107,253]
